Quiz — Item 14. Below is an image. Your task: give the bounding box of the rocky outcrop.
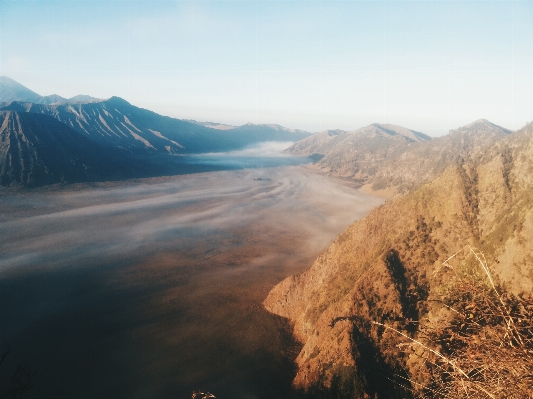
[265,121,533,396]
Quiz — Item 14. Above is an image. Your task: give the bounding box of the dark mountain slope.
[187,120,312,142]
[0,111,149,186]
[265,121,533,396]
[222,123,311,143]
[0,77,312,155]
[0,98,312,155]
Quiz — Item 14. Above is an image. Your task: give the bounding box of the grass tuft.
[372,246,533,398]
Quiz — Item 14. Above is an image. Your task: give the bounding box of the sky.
[1,0,532,136]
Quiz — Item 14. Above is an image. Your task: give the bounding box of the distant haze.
[200,141,295,157]
[1,1,532,135]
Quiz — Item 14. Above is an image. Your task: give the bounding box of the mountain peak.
[0,76,42,103]
[39,94,68,105]
[455,119,511,135]
[0,77,102,105]
[105,96,131,106]
[0,76,30,87]
[68,94,102,103]
[356,123,431,142]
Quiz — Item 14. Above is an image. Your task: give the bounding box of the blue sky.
[1,0,532,135]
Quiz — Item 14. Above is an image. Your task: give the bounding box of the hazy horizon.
[1,1,532,136]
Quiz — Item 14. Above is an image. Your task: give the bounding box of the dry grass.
[378,246,533,399]
[191,391,217,399]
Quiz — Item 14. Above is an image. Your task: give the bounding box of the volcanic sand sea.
[0,165,383,399]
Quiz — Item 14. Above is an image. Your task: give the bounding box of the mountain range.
[288,120,512,197]
[0,76,101,105]
[0,77,313,186]
[3,76,532,397]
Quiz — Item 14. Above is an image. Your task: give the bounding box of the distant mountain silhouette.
[38,94,68,105]
[0,76,42,103]
[67,94,101,103]
[0,76,102,105]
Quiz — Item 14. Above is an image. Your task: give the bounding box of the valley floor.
[0,165,382,399]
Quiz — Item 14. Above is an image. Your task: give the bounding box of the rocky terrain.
[0,111,151,186]
[0,77,313,187]
[288,120,511,197]
[0,77,312,156]
[0,98,312,155]
[265,120,533,397]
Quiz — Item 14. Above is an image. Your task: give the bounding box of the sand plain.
[0,165,382,399]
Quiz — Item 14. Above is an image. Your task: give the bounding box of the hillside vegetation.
[288,120,511,198]
[265,121,533,398]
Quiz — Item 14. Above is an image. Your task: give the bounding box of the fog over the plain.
[199,141,296,157]
[0,164,382,398]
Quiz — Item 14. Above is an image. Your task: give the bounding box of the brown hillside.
[265,121,533,397]
[289,120,511,198]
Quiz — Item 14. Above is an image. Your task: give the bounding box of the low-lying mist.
[180,141,304,169]
[0,164,382,399]
[199,141,296,157]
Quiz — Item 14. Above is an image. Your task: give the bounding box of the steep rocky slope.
[289,120,511,197]
[288,124,431,189]
[363,119,512,196]
[265,121,533,397]
[0,98,311,155]
[0,111,148,186]
[0,77,312,155]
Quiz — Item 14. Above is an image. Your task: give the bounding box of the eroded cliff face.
[0,111,144,186]
[265,122,533,397]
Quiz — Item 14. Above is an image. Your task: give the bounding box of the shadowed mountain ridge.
[0,77,313,156]
[0,111,151,186]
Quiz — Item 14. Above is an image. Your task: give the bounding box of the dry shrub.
[191,392,216,399]
[378,246,533,399]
